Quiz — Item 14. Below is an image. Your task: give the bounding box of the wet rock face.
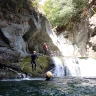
[0,68,27,80]
[0,16,29,63]
[0,0,58,79]
[0,1,53,63]
[53,1,96,57]
[68,19,89,56]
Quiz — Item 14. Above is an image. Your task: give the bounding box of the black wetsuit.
[31,53,38,69]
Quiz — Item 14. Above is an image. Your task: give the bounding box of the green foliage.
[72,0,88,18]
[43,0,88,27]
[0,0,40,12]
[28,0,39,8]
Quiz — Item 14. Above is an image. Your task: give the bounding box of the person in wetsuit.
[31,51,38,70]
[43,43,49,56]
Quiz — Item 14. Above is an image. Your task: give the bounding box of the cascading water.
[64,57,96,77]
[77,57,96,77]
[51,57,65,77]
[45,19,96,77]
[51,56,96,77]
[64,57,81,76]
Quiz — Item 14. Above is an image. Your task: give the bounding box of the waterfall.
[51,57,65,77]
[77,57,96,77]
[64,58,81,76]
[45,18,96,77]
[51,57,96,77]
[64,57,96,77]
[45,19,79,57]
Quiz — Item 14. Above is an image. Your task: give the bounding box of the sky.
[39,0,46,6]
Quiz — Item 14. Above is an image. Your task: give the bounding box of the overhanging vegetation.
[43,0,88,27]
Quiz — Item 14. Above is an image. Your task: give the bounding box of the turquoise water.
[0,78,65,96]
[0,77,96,96]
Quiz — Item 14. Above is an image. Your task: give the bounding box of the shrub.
[43,0,88,27]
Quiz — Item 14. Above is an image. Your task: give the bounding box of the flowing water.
[52,57,65,77]
[1,56,96,96]
[52,56,96,77]
[0,77,96,96]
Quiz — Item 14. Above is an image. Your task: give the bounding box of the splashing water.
[52,57,96,77]
[78,57,96,77]
[65,57,96,77]
[64,58,81,76]
[52,57,64,77]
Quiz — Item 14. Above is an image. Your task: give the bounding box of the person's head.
[33,51,36,54]
[45,71,52,81]
[44,43,46,45]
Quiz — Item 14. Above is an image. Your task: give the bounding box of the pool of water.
[0,77,96,96]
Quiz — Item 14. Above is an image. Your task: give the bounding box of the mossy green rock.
[19,56,50,77]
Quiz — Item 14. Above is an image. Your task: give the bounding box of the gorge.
[0,0,96,79]
[1,0,96,96]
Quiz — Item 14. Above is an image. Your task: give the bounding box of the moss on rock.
[19,56,50,77]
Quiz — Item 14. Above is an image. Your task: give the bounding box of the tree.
[43,0,88,27]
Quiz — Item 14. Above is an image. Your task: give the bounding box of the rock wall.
[0,0,96,79]
[53,0,96,57]
[0,0,56,64]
